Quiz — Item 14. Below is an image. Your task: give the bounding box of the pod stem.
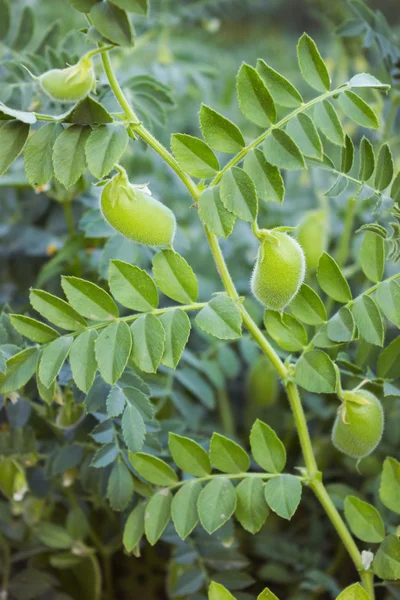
[85,45,115,60]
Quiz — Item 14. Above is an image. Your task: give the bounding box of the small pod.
[296,209,329,271]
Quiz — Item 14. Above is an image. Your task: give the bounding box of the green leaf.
[69,330,98,393]
[391,171,400,205]
[243,149,284,204]
[109,260,158,312]
[160,309,191,369]
[209,433,250,474]
[152,250,198,304]
[264,474,302,520]
[249,419,286,473]
[52,125,91,188]
[235,477,269,534]
[123,502,145,552]
[90,0,134,46]
[199,104,245,153]
[341,135,355,174]
[359,136,375,181]
[109,0,148,15]
[0,102,36,124]
[380,457,400,514]
[237,62,276,127]
[107,459,133,511]
[258,589,280,600]
[327,307,355,342]
[11,6,34,51]
[129,452,178,486]
[220,167,258,221]
[197,478,237,534]
[86,125,129,179]
[171,133,219,178]
[0,0,10,40]
[30,289,87,331]
[375,280,400,328]
[374,143,394,191]
[256,59,302,107]
[297,33,330,92]
[263,129,306,170]
[209,582,236,600]
[264,310,307,352]
[286,113,322,159]
[0,120,30,175]
[35,523,73,550]
[289,284,326,325]
[378,336,400,379]
[95,320,132,384]
[9,315,59,343]
[335,583,371,599]
[130,313,165,373]
[64,97,113,125]
[121,403,146,453]
[314,101,345,146]
[106,386,126,417]
[351,296,384,346]
[67,0,100,12]
[24,123,61,187]
[62,276,119,320]
[373,535,400,580]
[344,496,385,543]
[339,91,379,129]
[317,253,352,303]
[168,433,211,477]
[196,295,242,340]
[324,174,348,198]
[172,480,202,540]
[295,350,337,393]
[198,187,236,238]
[0,348,39,394]
[348,73,390,91]
[360,232,385,283]
[38,337,73,387]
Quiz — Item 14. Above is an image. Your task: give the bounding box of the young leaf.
[209,582,236,600]
[89,0,134,46]
[0,120,30,176]
[264,474,302,520]
[95,320,132,384]
[160,309,191,369]
[110,0,148,15]
[250,419,286,473]
[375,280,400,328]
[379,457,400,514]
[9,315,59,344]
[373,535,400,580]
[123,502,145,552]
[391,171,400,205]
[341,135,355,174]
[327,307,355,342]
[129,452,178,486]
[35,523,73,550]
[0,348,39,394]
[317,253,352,303]
[344,496,385,543]
[168,433,211,477]
[360,231,385,283]
[121,403,146,453]
[64,97,113,125]
[295,350,337,393]
[237,62,276,127]
[52,125,91,188]
[38,337,73,388]
[152,250,198,304]
[130,314,165,373]
[359,136,375,181]
[197,478,237,534]
[264,311,307,352]
[297,33,330,92]
[286,113,322,159]
[256,59,302,107]
[171,480,202,540]
[335,583,371,599]
[29,289,87,331]
[171,133,219,178]
[86,125,129,179]
[243,149,284,204]
[377,336,400,379]
[258,589,280,600]
[314,101,345,146]
[348,73,390,90]
[199,104,245,153]
[339,91,379,129]
[24,123,61,187]
[67,0,100,12]
[107,459,133,511]
[196,295,242,340]
[220,167,258,222]
[62,276,119,320]
[106,385,127,418]
[69,330,98,393]
[351,296,384,346]
[263,129,306,170]
[198,187,236,238]
[374,143,394,191]
[109,260,158,312]
[289,284,327,325]
[235,478,269,534]
[209,433,250,474]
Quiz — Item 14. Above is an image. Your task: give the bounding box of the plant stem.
[168,471,285,491]
[63,201,75,236]
[217,388,236,437]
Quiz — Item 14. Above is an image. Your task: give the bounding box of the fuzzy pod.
[332,390,384,459]
[296,209,329,271]
[251,231,305,311]
[35,54,95,103]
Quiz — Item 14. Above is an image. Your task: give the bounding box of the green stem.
[217,388,236,437]
[168,471,289,491]
[63,201,75,237]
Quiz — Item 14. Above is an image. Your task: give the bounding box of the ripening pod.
[101,169,176,247]
[251,231,305,311]
[332,390,384,459]
[296,209,329,271]
[247,354,278,407]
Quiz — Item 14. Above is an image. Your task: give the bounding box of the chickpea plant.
[0,1,400,599]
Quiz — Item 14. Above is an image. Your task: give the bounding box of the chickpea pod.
[297,209,329,271]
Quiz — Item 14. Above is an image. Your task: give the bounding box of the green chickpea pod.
[296,209,329,271]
